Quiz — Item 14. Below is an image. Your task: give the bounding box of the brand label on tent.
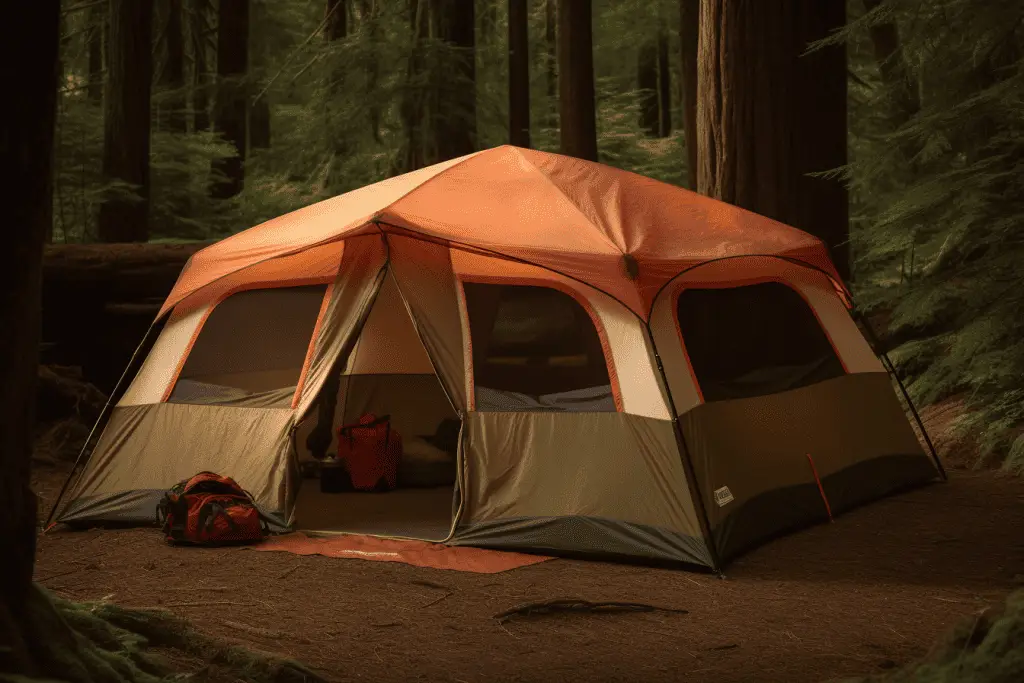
[714,486,734,507]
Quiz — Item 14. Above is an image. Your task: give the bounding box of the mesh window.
[676,282,846,402]
[463,283,614,412]
[168,285,328,404]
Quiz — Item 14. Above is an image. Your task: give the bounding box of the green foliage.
[841,0,1024,469]
[836,589,1024,682]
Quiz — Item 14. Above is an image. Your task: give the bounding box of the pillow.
[403,437,452,464]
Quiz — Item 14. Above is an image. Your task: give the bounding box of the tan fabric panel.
[294,235,389,419]
[63,403,296,518]
[679,372,931,533]
[386,235,467,412]
[649,292,702,414]
[344,271,434,375]
[119,304,211,406]
[462,412,704,539]
[794,279,883,374]
[587,292,671,419]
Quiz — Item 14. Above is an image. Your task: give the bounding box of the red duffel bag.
[336,413,402,492]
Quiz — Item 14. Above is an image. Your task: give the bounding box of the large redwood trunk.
[0,1,59,673]
[87,3,104,103]
[508,0,531,148]
[97,0,154,243]
[434,0,477,162]
[545,0,557,125]
[211,0,250,198]
[557,0,597,161]
[696,0,849,280]
[159,0,187,133]
[679,0,698,188]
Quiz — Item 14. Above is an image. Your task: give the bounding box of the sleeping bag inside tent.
[53,145,943,569]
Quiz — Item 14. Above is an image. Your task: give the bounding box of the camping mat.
[252,532,553,573]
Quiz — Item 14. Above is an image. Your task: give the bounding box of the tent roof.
[162,145,841,320]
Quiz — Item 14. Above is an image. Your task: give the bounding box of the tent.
[52,145,943,570]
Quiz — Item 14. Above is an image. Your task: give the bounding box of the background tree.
[434,0,477,161]
[157,0,188,133]
[545,0,557,126]
[657,23,671,136]
[508,0,531,147]
[558,0,598,161]
[191,0,214,132]
[211,0,250,198]
[637,37,659,135]
[679,0,698,188]
[0,0,59,669]
[87,2,104,103]
[97,0,154,243]
[696,0,849,279]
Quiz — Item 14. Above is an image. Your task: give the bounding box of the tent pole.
[44,319,162,529]
[641,323,724,575]
[854,310,948,482]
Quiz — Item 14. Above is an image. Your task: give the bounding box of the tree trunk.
[0,1,58,672]
[210,0,249,198]
[396,0,429,172]
[637,39,659,136]
[545,0,557,125]
[508,0,531,148]
[557,0,597,161]
[434,0,477,162]
[696,0,849,280]
[326,0,348,40]
[87,3,104,103]
[359,0,382,143]
[679,0,698,188]
[97,0,153,243]
[159,0,187,133]
[657,26,672,137]
[192,0,212,132]
[862,0,919,127]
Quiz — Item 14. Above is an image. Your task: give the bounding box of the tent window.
[168,284,328,405]
[463,282,615,412]
[676,282,846,402]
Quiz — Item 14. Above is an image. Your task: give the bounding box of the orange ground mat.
[252,532,553,573]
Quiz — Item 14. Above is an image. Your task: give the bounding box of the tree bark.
[87,2,104,102]
[696,0,849,280]
[557,0,597,161]
[159,0,187,133]
[545,0,557,125]
[657,26,672,137]
[508,0,531,148]
[97,0,154,243]
[861,0,919,127]
[0,1,58,672]
[434,0,477,162]
[679,0,698,188]
[396,0,429,172]
[359,0,382,143]
[326,0,348,40]
[192,0,213,132]
[210,0,249,198]
[637,38,659,136]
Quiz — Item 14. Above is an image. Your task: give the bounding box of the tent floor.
[292,482,454,541]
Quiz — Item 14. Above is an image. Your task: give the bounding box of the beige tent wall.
[59,403,296,525]
[454,411,712,565]
[343,271,435,376]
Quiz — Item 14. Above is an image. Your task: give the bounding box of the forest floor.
[31,464,1024,683]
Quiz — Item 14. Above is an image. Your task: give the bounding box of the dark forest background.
[44,0,1024,469]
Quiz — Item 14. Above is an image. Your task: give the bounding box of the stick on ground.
[493,599,689,624]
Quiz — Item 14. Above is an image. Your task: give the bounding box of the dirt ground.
[31,465,1024,683]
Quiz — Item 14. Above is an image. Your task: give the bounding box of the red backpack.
[336,413,402,491]
[156,472,269,546]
